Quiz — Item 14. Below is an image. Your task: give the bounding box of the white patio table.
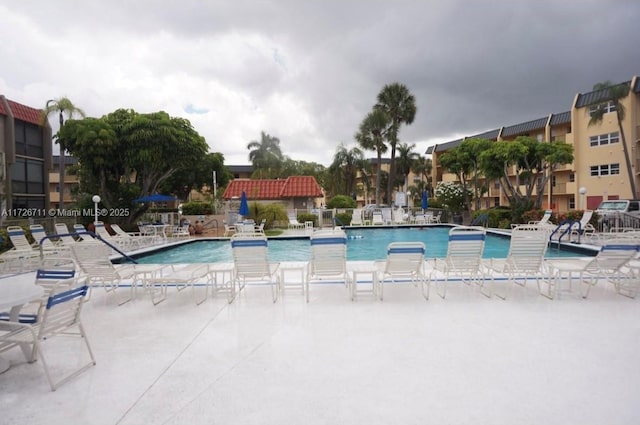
[0,278,44,373]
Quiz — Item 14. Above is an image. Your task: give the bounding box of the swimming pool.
[132,227,585,264]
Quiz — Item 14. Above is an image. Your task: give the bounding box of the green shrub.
[326,195,356,209]
[335,212,352,226]
[297,212,318,227]
[472,208,511,228]
[181,202,213,215]
[256,203,289,229]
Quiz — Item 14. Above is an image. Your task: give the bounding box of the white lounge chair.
[371,211,384,226]
[550,210,595,243]
[393,208,406,224]
[231,233,279,302]
[306,229,351,302]
[29,224,64,252]
[254,219,267,234]
[70,242,161,305]
[428,226,487,299]
[542,239,639,299]
[484,224,550,299]
[223,223,236,237]
[0,278,96,391]
[375,242,426,300]
[381,208,392,225]
[350,209,364,226]
[1,226,41,272]
[54,223,81,246]
[431,211,442,224]
[530,209,552,225]
[111,223,153,248]
[145,264,211,305]
[288,214,305,231]
[568,210,596,241]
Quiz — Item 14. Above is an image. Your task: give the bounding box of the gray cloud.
[1,0,638,165]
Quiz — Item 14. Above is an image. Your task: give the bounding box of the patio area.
[1,267,639,424]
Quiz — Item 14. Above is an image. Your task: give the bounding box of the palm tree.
[247,131,283,178]
[411,155,433,195]
[328,144,365,197]
[42,97,85,209]
[355,109,388,204]
[588,81,636,198]
[375,83,417,204]
[395,143,419,192]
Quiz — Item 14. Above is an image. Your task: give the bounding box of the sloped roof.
[0,97,44,125]
[502,116,548,138]
[223,176,324,200]
[549,111,571,126]
[575,81,631,108]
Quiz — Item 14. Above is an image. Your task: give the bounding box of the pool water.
[133,227,584,264]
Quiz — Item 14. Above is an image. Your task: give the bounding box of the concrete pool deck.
[1,266,639,425]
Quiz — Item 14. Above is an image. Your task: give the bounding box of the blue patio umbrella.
[239,191,250,217]
[421,190,429,212]
[133,193,178,203]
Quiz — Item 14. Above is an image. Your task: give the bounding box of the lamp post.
[579,187,587,210]
[92,195,101,225]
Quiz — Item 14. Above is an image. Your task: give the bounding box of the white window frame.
[590,163,620,176]
[589,101,616,117]
[589,132,619,147]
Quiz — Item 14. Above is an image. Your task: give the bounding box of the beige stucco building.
[428,75,640,213]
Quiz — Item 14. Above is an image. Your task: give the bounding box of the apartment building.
[0,96,52,211]
[49,155,79,208]
[428,75,640,213]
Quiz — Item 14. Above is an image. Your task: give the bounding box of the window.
[590,163,620,177]
[11,197,45,210]
[14,121,44,158]
[494,198,500,207]
[589,132,619,147]
[11,158,45,194]
[589,101,616,116]
[551,176,556,187]
[569,173,575,182]
[569,197,575,209]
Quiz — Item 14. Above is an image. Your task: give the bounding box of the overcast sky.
[1,0,639,166]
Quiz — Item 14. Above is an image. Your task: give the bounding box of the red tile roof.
[223,176,324,200]
[0,97,44,125]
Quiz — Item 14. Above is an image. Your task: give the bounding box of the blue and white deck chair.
[307,229,350,302]
[376,242,426,300]
[1,226,42,272]
[485,224,549,299]
[30,224,66,255]
[0,279,96,391]
[429,226,486,299]
[231,233,279,302]
[542,239,639,299]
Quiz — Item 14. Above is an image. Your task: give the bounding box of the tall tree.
[588,81,636,198]
[478,136,574,210]
[327,144,365,198]
[60,109,209,224]
[375,83,417,204]
[41,97,85,209]
[247,131,283,178]
[395,142,419,191]
[355,109,388,204]
[411,155,433,195]
[457,138,493,210]
[438,146,474,212]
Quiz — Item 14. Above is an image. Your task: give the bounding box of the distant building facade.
[0,96,52,211]
[428,75,640,213]
[50,155,79,208]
